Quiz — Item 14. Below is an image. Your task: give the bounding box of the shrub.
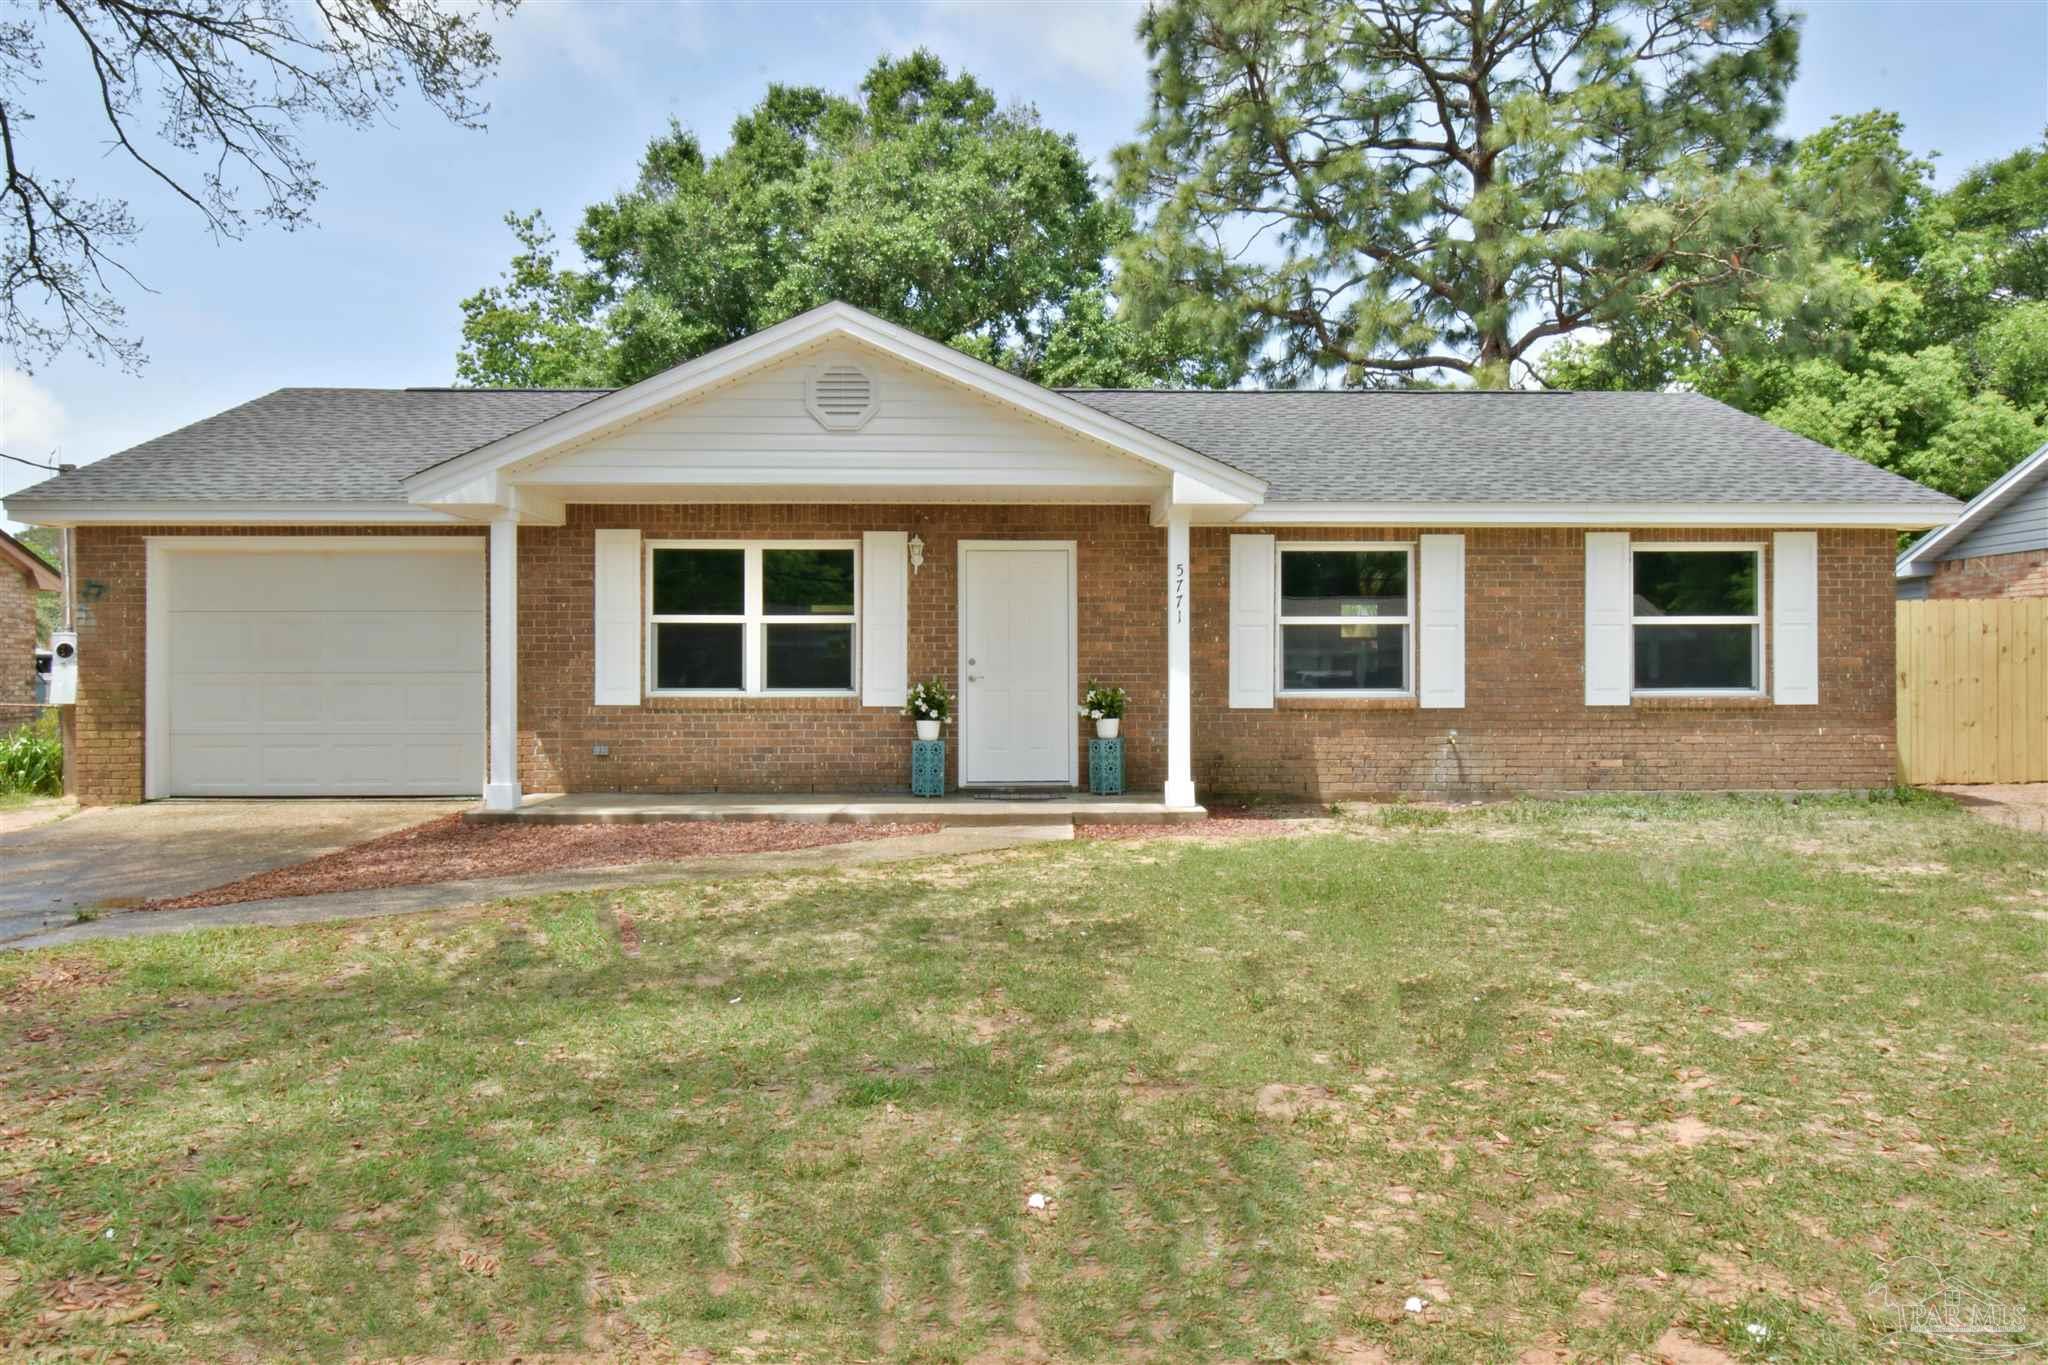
[0,711,63,796]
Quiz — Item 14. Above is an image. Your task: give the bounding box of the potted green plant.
[904,677,953,741]
[1078,682,1129,739]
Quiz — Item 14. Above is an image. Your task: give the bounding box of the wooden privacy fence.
[1896,599,2048,784]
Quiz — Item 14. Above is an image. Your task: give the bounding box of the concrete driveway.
[0,799,470,944]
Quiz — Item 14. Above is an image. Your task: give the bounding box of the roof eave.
[1235,500,1961,529]
[1894,438,2048,577]
[1,498,463,528]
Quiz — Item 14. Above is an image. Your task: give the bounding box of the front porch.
[404,306,1260,816]
[466,790,1207,828]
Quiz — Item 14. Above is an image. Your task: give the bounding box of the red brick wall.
[1926,549,2048,600]
[1190,527,1899,797]
[517,505,1165,793]
[65,516,1901,803]
[66,525,485,804]
[0,565,37,707]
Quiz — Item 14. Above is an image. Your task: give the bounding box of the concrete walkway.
[2,822,1069,952]
[0,798,473,944]
[471,790,1205,827]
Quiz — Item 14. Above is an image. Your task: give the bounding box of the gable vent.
[806,363,878,431]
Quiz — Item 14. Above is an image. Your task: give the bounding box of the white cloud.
[491,0,707,82]
[1,368,70,529]
[920,0,1148,89]
[0,368,67,458]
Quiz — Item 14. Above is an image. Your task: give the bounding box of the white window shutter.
[1418,534,1466,709]
[1584,532,1633,706]
[593,529,641,706]
[1773,531,1820,705]
[861,531,909,708]
[1229,534,1277,709]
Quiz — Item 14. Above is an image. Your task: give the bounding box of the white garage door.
[162,542,485,796]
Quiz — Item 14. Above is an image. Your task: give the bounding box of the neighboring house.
[0,528,62,708]
[1895,440,2048,600]
[0,302,1959,808]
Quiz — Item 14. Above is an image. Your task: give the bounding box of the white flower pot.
[1095,718,1120,739]
[916,720,942,741]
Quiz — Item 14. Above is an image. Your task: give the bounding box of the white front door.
[960,542,1074,785]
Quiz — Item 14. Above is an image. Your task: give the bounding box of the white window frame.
[645,539,860,697]
[1274,541,1416,698]
[1629,542,1766,698]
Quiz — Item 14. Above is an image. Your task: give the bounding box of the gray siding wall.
[1943,473,2048,560]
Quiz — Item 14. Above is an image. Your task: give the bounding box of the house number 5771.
[1173,562,1186,625]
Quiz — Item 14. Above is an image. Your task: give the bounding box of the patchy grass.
[1,794,2044,1362]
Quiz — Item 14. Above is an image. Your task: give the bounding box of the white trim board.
[1233,501,1959,529]
[143,535,484,800]
[6,501,468,528]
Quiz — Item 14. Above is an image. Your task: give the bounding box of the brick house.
[2,303,1959,808]
[0,528,61,709]
[1896,440,2048,600]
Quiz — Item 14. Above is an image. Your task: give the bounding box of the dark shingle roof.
[8,388,602,504]
[7,383,1957,511]
[1059,388,1958,506]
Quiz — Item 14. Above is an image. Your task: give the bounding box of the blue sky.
[3,0,2044,526]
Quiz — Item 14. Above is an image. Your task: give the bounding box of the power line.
[0,450,63,471]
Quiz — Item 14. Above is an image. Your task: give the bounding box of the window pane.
[763,549,856,616]
[652,548,743,615]
[1281,550,1408,619]
[1633,624,1757,691]
[655,623,743,690]
[765,624,853,690]
[1633,550,1757,617]
[1281,623,1407,691]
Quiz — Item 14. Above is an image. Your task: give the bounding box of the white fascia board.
[401,301,1268,506]
[0,499,465,527]
[1894,437,2048,576]
[1232,502,1962,530]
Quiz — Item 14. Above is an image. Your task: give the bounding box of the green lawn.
[2,794,2044,1362]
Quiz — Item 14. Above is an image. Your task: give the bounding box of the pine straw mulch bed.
[141,814,943,911]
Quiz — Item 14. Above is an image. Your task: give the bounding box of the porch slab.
[466,792,1206,828]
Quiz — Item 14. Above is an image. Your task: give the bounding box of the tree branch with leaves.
[0,0,515,369]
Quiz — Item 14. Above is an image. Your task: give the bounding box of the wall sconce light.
[908,533,925,574]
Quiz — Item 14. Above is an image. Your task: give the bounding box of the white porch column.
[1164,510,1196,808]
[483,515,523,812]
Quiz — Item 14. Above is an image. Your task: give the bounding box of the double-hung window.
[1277,545,1412,694]
[647,542,858,695]
[1631,545,1763,694]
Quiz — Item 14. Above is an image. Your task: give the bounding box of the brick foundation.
[1925,548,2048,600]
[66,516,1900,804]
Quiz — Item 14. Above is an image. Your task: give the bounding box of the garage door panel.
[170,678,260,729]
[164,546,484,797]
[169,737,261,791]
[169,617,254,674]
[170,550,481,613]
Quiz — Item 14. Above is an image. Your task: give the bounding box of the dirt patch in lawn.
[1077,803,1328,841]
[140,814,943,910]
